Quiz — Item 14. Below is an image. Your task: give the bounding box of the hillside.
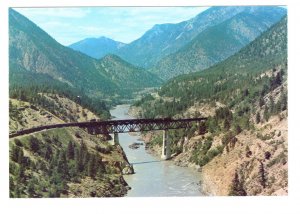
[151,11,285,80]
[115,6,286,69]
[99,54,162,91]
[69,36,126,59]
[9,95,133,198]
[9,9,119,98]
[133,16,287,196]
[9,9,160,99]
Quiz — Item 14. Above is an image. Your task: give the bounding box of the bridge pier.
[110,132,119,145]
[161,130,170,160]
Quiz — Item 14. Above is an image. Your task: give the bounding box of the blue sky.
[14,7,210,46]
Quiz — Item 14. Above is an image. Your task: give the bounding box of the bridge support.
[161,130,170,160]
[110,132,119,145]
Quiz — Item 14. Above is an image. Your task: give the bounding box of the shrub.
[265,151,271,160]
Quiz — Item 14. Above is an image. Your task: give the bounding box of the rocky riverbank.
[140,111,288,196]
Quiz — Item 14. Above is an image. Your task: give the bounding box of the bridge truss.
[9,118,207,138]
[81,118,207,135]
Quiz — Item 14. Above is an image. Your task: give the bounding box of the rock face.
[122,164,135,175]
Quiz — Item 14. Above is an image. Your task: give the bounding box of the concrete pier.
[110,132,119,145]
[161,130,170,160]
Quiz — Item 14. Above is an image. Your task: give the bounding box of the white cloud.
[14,8,91,18]
[12,7,210,45]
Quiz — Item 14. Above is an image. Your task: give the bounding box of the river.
[110,104,203,197]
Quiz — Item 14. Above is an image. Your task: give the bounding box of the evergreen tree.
[256,112,261,124]
[27,178,35,197]
[10,144,19,162]
[88,154,96,179]
[263,106,270,122]
[223,118,230,131]
[259,161,266,188]
[57,151,68,179]
[259,96,265,107]
[228,171,247,196]
[67,141,75,160]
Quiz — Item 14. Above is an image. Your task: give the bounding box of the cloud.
[14,8,91,18]
[13,7,210,45]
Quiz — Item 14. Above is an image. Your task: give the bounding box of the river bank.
[111,104,204,197]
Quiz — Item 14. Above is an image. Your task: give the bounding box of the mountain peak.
[69,36,126,59]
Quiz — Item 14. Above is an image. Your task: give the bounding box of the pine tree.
[27,178,35,197]
[88,155,96,179]
[259,161,266,188]
[228,171,247,196]
[223,118,230,131]
[263,106,270,122]
[256,112,261,124]
[57,151,68,179]
[10,144,19,162]
[259,96,265,107]
[67,141,75,160]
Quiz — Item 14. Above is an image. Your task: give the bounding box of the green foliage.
[228,171,247,196]
[9,134,107,198]
[189,140,223,167]
[28,136,40,153]
[9,86,110,119]
[151,9,286,81]
[259,161,267,188]
[138,16,287,121]
[256,112,261,124]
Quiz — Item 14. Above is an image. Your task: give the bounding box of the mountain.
[9,9,160,99]
[115,6,286,69]
[134,16,287,196]
[151,8,286,80]
[69,37,126,59]
[159,16,287,104]
[99,54,162,91]
[9,9,118,97]
[136,15,287,118]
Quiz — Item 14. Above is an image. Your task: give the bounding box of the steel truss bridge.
[9,117,207,138]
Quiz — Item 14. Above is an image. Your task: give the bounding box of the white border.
[1,1,299,214]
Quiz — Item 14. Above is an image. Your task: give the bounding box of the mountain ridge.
[150,10,286,80]
[69,36,126,59]
[9,9,160,100]
[114,6,286,69]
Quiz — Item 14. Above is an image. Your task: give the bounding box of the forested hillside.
[136,16,287,118]
[134,16,288,196]
[99,54,162,92]
[9,95,132,197]
[9,9,160,100]
[151,10,286,80]
[115,6,286,69]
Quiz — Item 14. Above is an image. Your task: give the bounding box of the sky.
[14,7,210,46]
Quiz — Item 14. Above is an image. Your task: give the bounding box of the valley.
[9,6,288,198]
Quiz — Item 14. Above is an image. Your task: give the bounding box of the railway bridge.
[9,117,207,160]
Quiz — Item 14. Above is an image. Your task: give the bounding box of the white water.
[110,104,203,197]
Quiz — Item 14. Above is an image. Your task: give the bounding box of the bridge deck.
[9,117,207,138]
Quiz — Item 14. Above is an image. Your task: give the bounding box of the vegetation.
[136,16,287,116]
[151,9,286,80]
[9,131,118,198]
[228,171,247,196]
[136,16,287,171]
[9,9,161,103]
[9,85,110,119]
